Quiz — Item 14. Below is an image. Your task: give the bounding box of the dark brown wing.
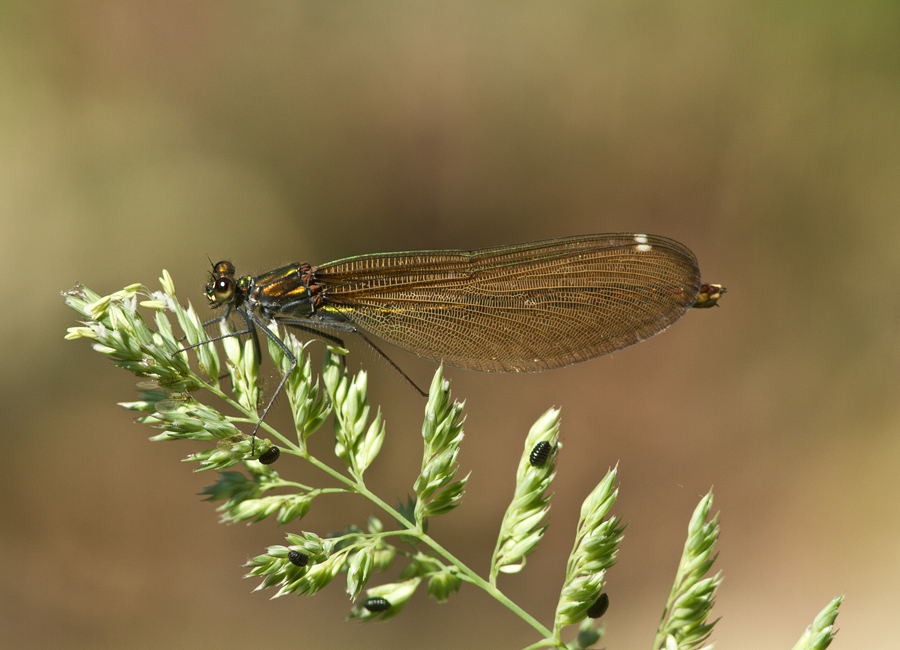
[314,233,701,372]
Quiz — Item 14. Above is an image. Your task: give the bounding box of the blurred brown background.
[3,1,898,648]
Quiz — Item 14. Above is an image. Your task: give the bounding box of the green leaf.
[554,466,624,632]
[426,568,462,603]
[491,408,560,581]
[326,359,384,480]
[791,595,844,650]
[348,578,422,622]
[347,545,376,599]
[653,490,722,650]
[246,541,346,599]
[414,367,467,523]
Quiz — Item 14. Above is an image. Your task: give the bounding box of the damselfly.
[180,233,724,447]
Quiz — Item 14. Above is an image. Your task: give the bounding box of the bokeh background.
[3,2,898,648]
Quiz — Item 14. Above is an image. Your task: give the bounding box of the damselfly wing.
[184,233,725,445]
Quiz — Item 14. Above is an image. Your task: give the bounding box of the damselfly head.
[206,261,238,307]
[212,260,235,276]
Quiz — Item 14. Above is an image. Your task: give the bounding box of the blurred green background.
[3,1,899,648]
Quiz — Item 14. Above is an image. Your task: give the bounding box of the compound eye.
[213,260,235,276]
[211,276,235,304]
